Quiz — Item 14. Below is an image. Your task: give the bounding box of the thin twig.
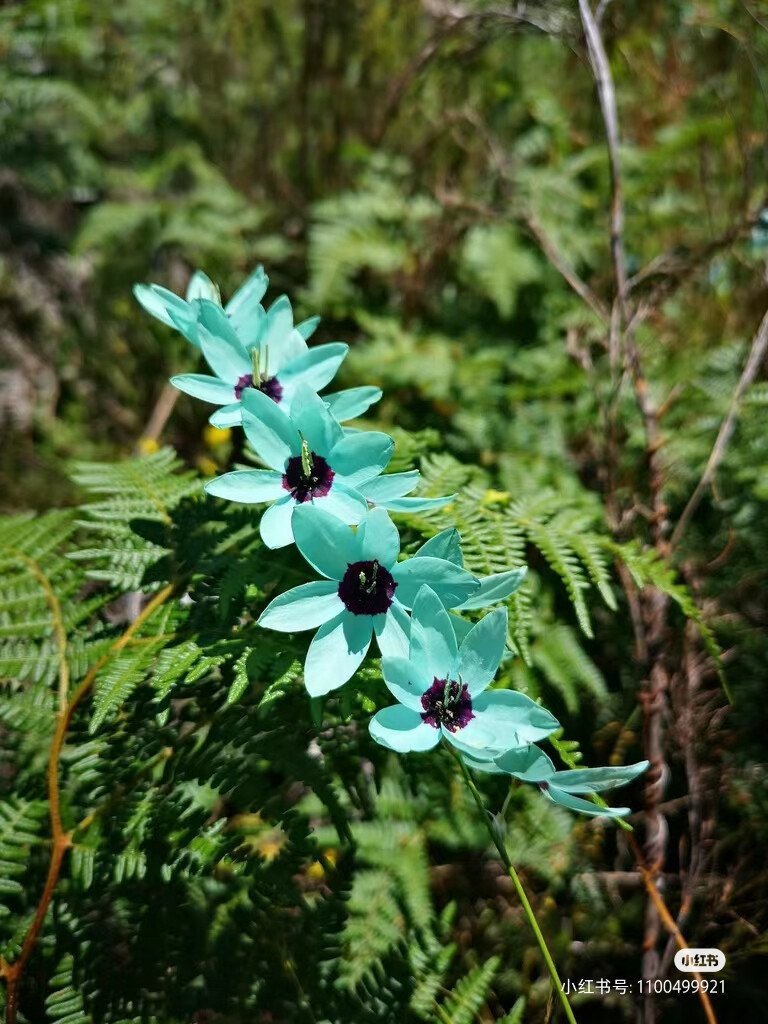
[578,10,674,1021]
[628,835,718,1024]
[525,216,610,324]
[672,304,768,547]
[578,0,630,368]
[136,381,179,452]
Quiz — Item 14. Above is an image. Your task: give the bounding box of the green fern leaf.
[438,955,500,1024]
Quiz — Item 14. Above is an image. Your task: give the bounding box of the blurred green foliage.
[1,0,768,1021]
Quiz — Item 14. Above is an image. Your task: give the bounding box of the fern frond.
[511,622,607,713]
[609,540,728,698]
[45,954,91,1024]
[497,997,527,1023]
[0,798,47,922]
[90,639,165,733]
[337,868,405,992]
[70,448,201,588]
[437,955,499,1024]
[0,511,84,692]
[409,932,456,1021]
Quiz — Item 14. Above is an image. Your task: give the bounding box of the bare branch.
[578,0,629,367]
[524,216,610,323]
[672,305,768,547]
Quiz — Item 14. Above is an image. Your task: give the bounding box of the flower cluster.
[137,264,648,817]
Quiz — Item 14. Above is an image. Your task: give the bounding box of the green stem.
[448,745,578,1024]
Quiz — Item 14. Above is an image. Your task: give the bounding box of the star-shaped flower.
[258,507,481,696]
[205,385,395,548]
[134,266,272,349]
[368,586,559,756]
[135,266,381,428]
[167,298,364,428]
[465,744,649,817]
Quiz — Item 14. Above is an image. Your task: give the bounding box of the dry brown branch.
[628,834,718,1024]
[137,381,179,451]
[577,8,676,1021]
[524,216,610,324]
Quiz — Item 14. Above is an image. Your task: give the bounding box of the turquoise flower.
[205,385,395,548]
[414,527,527,613]
[135,267,381,428]
[134,266,272,348]
[167,298,372,429]
[369,586,559,756]
[258,507,480,696]
[356,471,455,514]
[466,744,649,818]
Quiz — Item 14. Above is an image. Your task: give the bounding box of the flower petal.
[166,300,204,346]
[461,753,505,774]
[258,580,342,632]
[328,431,395,487]
[262,296,306,368]
[134,284,192,332]
[544,787,631,818]
[472,689,560,746]
[409,585,458,683]
[240,388,300,471]
[456,607,507,696]
[383,495,456,512]
[296,315,321,340]
[170,374,235,405]
[290,384,344,456]
[259,496,297,549]
[547,761,649,794]
[204,469,285,504]
[373,601,411,659]
[391,557,479,610]
[279,343,349,393]
[414,528,464,567]
[381,655,429,710]
[292,504,359,579]
[197,301,251,380]
[323,386,382,422]
[225,265,268,322]
[369,705,440,753]
[454,567,528,611]
[311,481,368,524]
[186,270,219,302]
[494,745,556,781]
[235,304,266,352]
[209,403,243,428]
[443,718,499,757]
[356,507,400,567]
[358,471,419,503]
[304,612,372,695]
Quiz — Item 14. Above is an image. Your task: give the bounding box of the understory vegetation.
[1,2,767,1021]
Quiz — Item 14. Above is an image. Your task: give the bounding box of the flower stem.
[448,745,577,1024]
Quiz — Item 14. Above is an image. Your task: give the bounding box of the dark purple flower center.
[258,376,283,402]
[421,677,474,732]
[338,559,397,616]
[233,374,283,402]
[538,781,549,791]
[282,452,334,503]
